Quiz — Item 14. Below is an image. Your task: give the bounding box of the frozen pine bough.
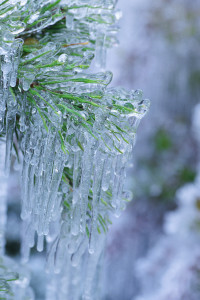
[135,104,200,300]
[0,0,149,298]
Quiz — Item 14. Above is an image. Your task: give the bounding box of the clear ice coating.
[0,0,149,299]
[46,232,105,300]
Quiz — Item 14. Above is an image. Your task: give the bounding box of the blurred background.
[5,0,200,299]
[104,0,200,299]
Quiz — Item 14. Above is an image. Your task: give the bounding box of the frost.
[0,141,33,299]
[0,256,34,300]
[0,143,7,254]
[135,103,200,300]
[0,0,149,299]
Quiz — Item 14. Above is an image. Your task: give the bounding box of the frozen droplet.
[58,54,68,63]
[27,12,40,24]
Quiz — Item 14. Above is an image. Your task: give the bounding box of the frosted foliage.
[192,103,200,149]
[135,104,200,300]
[0,256,34,300]
[0,0,149,299]
[136,182,200,300]
[0,144,34,299]
[0,143,7,254]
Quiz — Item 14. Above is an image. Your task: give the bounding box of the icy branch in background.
[192,103,200,169]
[0,143,7,254]
[135,181,200,300]
[135,103,200,300]
[0,256,34,300]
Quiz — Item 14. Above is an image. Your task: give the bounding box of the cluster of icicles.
[20,88,148,299]
[0,0,149,299]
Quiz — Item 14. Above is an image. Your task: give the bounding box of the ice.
[27,12,40,24]
[46,234,105,300]
[0,32,23,90]
[0,25,23,142]
[42,86,149,300]
[0,1,150,299]
[5,91,17,176]
[64,0,119,69]
[37,235,44,252]
[82,235,105,300]
[95,34,107,69]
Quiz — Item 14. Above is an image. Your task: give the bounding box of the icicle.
[5,91,17,176]
[37,235,44,252]
[41,151,65,235]
[82,235,105,300]
[71,151,82,236]
[95,34,107,69]
[79,138,96,233]
[21,220,33,263]
[101,155,112,192]
[89,152,105,254]
[10,39,23,87]
[54,237,68,274]
[0,89,6,133]
[21,158,31,220]
[71,237,87,267]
